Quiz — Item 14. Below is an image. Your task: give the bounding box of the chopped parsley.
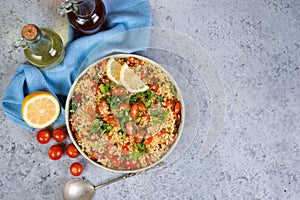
[171,84,177,94]
[133,117,141,123]
[108,93,127,110]
[129,92,144,104]
[116,110,130,135]
[129,152,143,160]
[91,118,112,134]
[129,89,155,109]
[157,95,163,104]
[100,82,110,94]
[70,101,78,113]
[150,105,168,123]
[133,142,147,152]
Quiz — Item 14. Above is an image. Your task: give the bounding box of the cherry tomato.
[121,142,132,155]
[87,106,96,122]
[98,100,109,109]
[158,129,168,137]
[127,57,135,64]
[119,102,131,110]
[52,128,68,142]
[130,103,139,119]
[122,160,137,169]
[36,129,51,144]
[165,99,175,110]
[112,87,126,96]
[174,101,181,114]
[127,57,141,65]
[110,155,121,168]
[144,136,153,146]
[148,84,159,92]
[91,80,100,95]
[70,162,83,176]
[73,93,82,103]
[66,143,80,158]
[97,100,109,117]
[137,101,147,112]
[48,145,63,160]
[126,121,137,136]
[104,114,119,127]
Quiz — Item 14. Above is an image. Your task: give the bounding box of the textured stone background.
[0,0,300,199]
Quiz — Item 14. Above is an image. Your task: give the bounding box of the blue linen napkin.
[1,0,152,131]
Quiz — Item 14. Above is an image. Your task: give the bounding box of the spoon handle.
[93,162,166,190]
[94,173,137,190]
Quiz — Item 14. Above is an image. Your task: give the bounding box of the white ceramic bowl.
[65,54,185,173]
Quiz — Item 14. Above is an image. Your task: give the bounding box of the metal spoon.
[63,162,165,200]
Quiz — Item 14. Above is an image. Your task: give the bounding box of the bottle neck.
[25,29,52,55]
[72,0,96,18]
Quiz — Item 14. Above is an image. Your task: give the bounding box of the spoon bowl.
[63,179,95,200]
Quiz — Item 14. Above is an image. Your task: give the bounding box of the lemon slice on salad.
[120,63,149,93]
[22,91,60,129]
[106,58,122,85]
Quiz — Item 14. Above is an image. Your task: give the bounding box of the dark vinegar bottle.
[58,0,106,35]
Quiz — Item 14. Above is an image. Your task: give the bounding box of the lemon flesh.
[22,91,60,129]
[119,63,149,93]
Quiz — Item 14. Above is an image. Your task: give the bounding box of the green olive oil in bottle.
[14,24,65,70]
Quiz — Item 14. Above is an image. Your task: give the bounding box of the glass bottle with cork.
[58,0,106,35]
[13,24,65,70]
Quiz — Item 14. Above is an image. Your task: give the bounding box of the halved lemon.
[120,63,149,93]
[106,58,122,85]
[22,91,60,129]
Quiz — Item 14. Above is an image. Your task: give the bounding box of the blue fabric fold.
[1,0,152,131]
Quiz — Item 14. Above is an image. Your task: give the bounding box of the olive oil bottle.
[14,24,65,70]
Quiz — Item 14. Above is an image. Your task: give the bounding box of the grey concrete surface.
[1,0,300,199]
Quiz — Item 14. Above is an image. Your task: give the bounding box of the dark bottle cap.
[22,24,39,40]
